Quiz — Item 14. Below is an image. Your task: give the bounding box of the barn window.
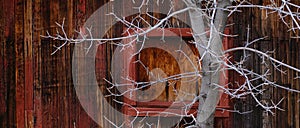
[118,28,231,126]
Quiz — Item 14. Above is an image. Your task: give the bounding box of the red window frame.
[121,28,231,118]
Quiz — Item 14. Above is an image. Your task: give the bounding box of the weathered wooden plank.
[68,0,80,127]
[0,0,7,127]
[74,0,98,127]
[261,40,273,128]
[24,0,34,112]
[32,0,43,127]
[296,38,300,128]
[232,2,257,127]
[15,0,25,127]
[289,40,295,128]
[41,0,59,127]
[56,0,70,127]
[3,0,16,126]
[87,0,103,125]
[64,0,75,127]
[39,8,51,123]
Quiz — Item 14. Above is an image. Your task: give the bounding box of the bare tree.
[43,0,300,127]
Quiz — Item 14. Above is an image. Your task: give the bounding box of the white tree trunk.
[185,0,231,127]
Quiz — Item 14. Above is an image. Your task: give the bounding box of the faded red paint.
[25,59,33,110]
[4,0,14,38]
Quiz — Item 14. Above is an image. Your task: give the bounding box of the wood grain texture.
[0,0,299,127]
[15,0,25,127]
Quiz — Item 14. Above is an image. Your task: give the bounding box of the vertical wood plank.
[41,0,58,127]
[33,0,43,126]
[261,40,273,128]
[57,0,69,127]
[24,0,34,127]
[0,0,6,127]
[75,0,94,127]
[65,0,74,127]
[24,0,34,111]
[5,0,16,126]
[296,38,300,128]
[15,0,25,127]
[69,0,79,127]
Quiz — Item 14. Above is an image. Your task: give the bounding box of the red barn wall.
[0,0,299,128]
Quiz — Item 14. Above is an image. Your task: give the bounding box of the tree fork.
[185,0,231,127]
